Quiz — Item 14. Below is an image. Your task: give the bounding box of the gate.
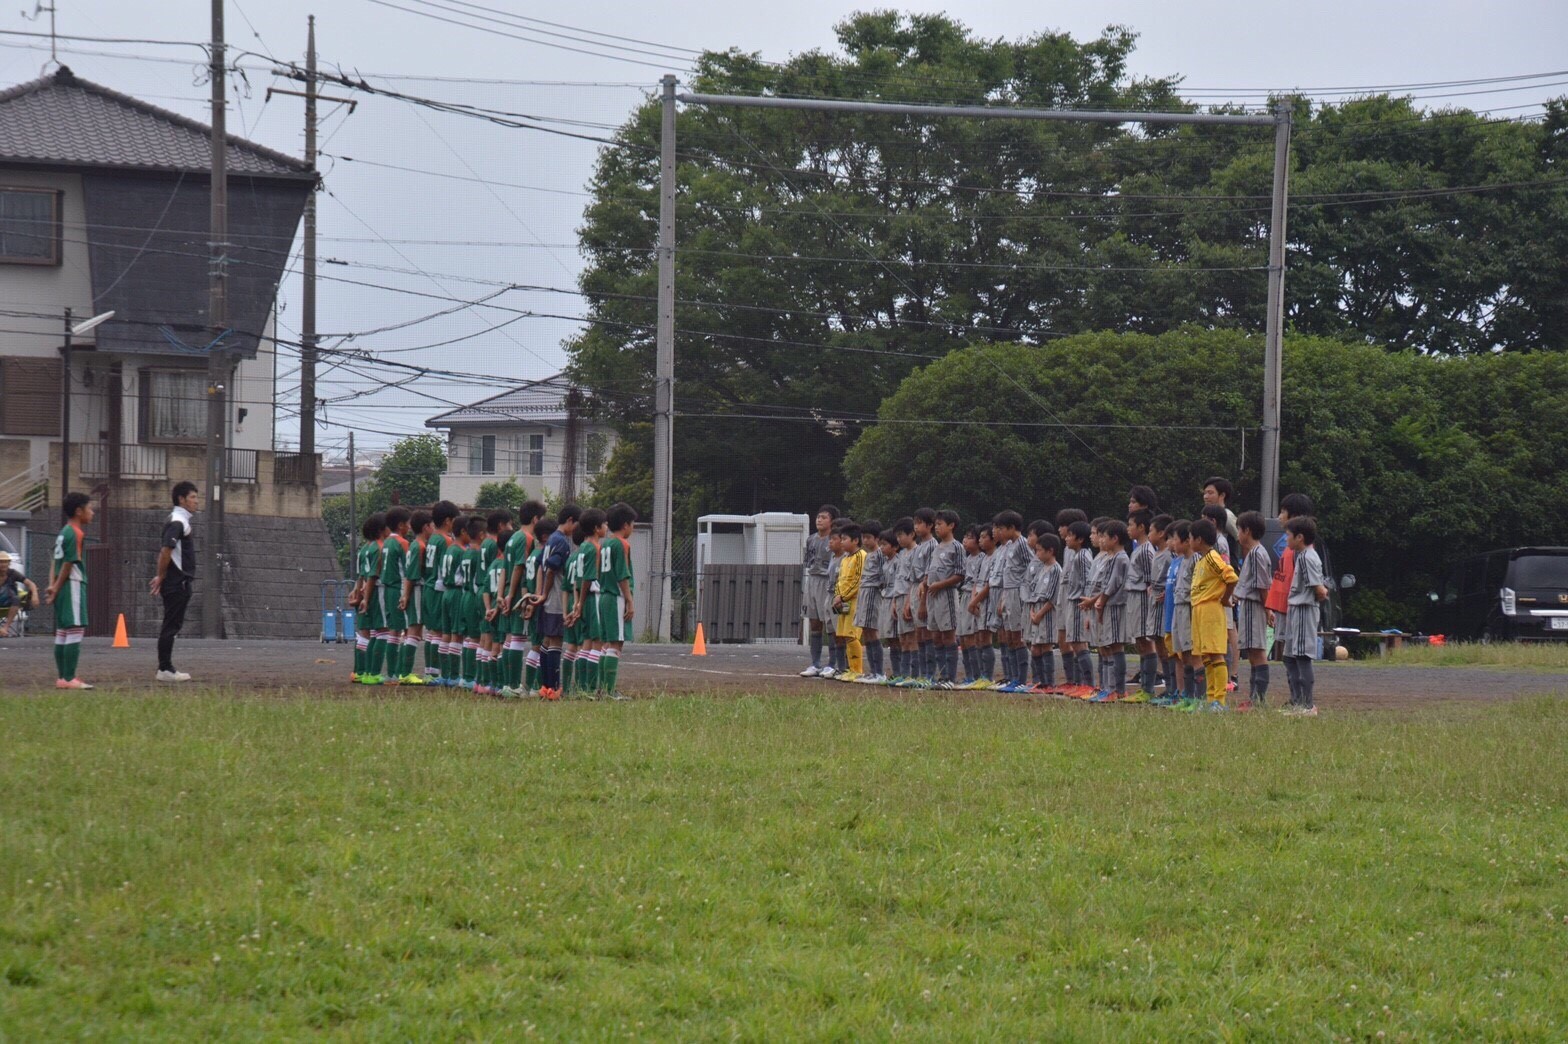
[698,564,802,644]
[85,544,116,637]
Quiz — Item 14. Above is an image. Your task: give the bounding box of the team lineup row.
[800,483,1329,714]
[349,499,637,700]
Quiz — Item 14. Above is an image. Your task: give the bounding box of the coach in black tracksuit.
[150,481,200,682]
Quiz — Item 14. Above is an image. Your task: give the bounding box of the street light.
[60,308,114,499]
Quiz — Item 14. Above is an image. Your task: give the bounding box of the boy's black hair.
[1027,518,1053,539]
[1127,508,1153,531]
[1285,516,1318,545]
[1279,492,1315,519]
[1203,476,1234,503]
[465,516,486,540]
[361,512,385,541]
[818,504,841,520]
[1066,520,1091,544]
[1128,484,1159,511]
[517,499,548,526]
[451,514,469,538]
[1090,516,1111,531]
[913,506,937,526]
[979,524,994,539]
[877,528,898,548]
[892,516,916,536]
[992,509,1024,531]
[830,518,852,534]
[486,510,512,533]
[410,509,432,532]
[578,507,608,534]
[841,522,862,541]
[534,516,557,541]
[935,508,960,528]
[1171,519,1192,541]
[1102,520,1130,548]
[1190,518,1218,547]
[1150,513,1174,535]
[1236,510,1267,539]
[171,481,198,504]
[1055,507,1087,527]
[557,503,584,526]
[62,491,91,520]
[606,502,638,532]
[1200,505,1229,534]
[964,524,982,541]
[432,500,459,527]
[1036,532,1063,557]
[859,518,882,537]
[386,505,412,531]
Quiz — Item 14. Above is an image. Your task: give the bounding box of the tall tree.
[569,12,1567,523]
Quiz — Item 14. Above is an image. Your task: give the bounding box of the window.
[0,188,62,265]
[584,431,608,476]
[138,370,206,443]
[469,434,495,475]
[0,356,62,435]
[528,433,544,476]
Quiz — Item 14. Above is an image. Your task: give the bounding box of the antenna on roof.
[21,0,58,72]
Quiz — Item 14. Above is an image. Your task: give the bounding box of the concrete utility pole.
[202,0,228,639]
[299,15,317,458]
[650,75,676,642]
[266,19,355,460]
[347,431,357,573]
[60,307,71,497]
[1259,101,1293,518]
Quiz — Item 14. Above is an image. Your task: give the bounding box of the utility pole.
[266,22,354,460]
[650,75,676,642]
[202,0,228,639]
[60,307,71,497]
[347,431,357,574]
[300,14,317,458]
[1259,101,1293,517]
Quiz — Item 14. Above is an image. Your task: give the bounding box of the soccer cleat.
[383,676,401,687]
[402,674,427,686]
[1121,690,1151,704]
[362,675,385,686]
[153,669,192,683]
[1088,689,1117,703]
[1149,695,1177,707]
[1206,700,1228,713]
[836,671,860,683]
[608,690,631,702]
[799,665,822,678]
[539,687,560,701]
[1232,699,1253,713]
[818,667,837,679]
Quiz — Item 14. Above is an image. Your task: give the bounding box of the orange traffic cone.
[112,613,130,648]
[691,622,707,656]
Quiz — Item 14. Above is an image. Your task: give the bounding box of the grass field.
[4,692,1568,1039]
[1357,640,1568,672]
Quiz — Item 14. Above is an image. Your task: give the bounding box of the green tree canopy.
[372,434,446,508]
[843,329,1568,625]
[570,12,1567,516]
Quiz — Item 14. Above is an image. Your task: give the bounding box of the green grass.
[4,692,1568,1039]
[1354,640,1568,671]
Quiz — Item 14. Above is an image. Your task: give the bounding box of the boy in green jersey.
[436,515,469,686]
[46,492,95,689]
[594,503,638,699]
[399,508,432,685]
[573,508,607,696]
[558,506,590,697]
[481,546,509,696]
[421,501,457,678]
[460,516,486,689]
[500,500,546,695]
[350,513,386,683]
[378,506,413,686]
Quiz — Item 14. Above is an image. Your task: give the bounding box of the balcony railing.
[226,447,258,485]
[79,443,169,479]
[272,452,316,486]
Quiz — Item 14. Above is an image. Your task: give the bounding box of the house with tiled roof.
[0,66,336,640]
[425,373,615,506]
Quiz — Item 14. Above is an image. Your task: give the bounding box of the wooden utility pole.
[202,0,228,639]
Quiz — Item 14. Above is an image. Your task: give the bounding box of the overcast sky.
[6,1,1566,456]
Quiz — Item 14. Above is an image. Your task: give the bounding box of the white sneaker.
[819,667,837,679]
[799,665,821,677]
[156,670,192,682]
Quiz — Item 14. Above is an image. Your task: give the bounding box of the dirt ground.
[4,634,1567,712]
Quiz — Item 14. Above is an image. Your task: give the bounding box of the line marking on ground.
[631,661,801,679]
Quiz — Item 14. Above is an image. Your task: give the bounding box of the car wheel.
[1482,618,1507,644]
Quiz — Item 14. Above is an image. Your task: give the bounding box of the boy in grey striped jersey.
[923,510,965,687]
[1233,511,1274,708]
[1126,509,1159,700]
[800,505,839,677]
[908,508,938,682]
[854,520,886,682]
